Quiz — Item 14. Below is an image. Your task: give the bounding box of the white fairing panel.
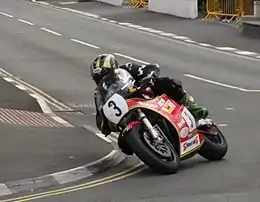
[103,93,129,124]
[181,107,196,132]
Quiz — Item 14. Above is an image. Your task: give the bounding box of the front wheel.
[198,124,228,161]
[125,123,180,174]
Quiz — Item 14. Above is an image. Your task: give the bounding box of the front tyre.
[125,124,180,174]
[198,124,228,161]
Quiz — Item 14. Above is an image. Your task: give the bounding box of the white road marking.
[59,1,77,5]
[29,93,73,127]
[51,116,74,127]
[0,184,12,196]
[3,77,14,82]
[118,22,132,26]
[145,29,163,34]
[114,53,149,65]
[83,125,113,143]
[0,12,13,18]
[184,39,196,43]
[159,33,176,37]
[40,27,62,36]
[225,107,234,110]
[199,43,212,47]
[15,84,27,91]
[172,36,189,40]
[218,124,228,127]
[184,74,244,91]
[18,19,34,26]
[129,24,143,28]
[241,89,260,92]
[29,93,53,114]
[184,74,260,92]
[235,51,257,55]
[215,47,237,51]
[70,39,100,49]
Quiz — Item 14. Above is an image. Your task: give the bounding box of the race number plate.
[103,93,129,124]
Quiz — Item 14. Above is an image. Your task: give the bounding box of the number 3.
[108,101,122,117]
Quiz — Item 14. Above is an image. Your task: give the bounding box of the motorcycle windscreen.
[95,68,135,112]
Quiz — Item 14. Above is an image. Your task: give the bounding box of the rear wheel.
[126,123,180,174]
[198,124,228,161]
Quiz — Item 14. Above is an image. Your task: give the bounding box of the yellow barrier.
[128,0,148,8]
[204,0,244,22]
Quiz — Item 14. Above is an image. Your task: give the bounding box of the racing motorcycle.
[95,68,228,174]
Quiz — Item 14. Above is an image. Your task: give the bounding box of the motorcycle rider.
[90,54,209,136]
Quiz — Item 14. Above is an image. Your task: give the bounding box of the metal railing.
[128,0,148,8]
[204,0,244,22]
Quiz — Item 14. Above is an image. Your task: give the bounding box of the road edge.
[0,149,125,197]
[28,0,260,61]
[0,72,126,197]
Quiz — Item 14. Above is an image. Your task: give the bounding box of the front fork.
[137,109,160,139]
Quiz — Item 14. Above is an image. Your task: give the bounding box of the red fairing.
[127,121,142,129]
[127,94,204,143]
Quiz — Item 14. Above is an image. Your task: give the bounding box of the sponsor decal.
[138,101,157,108]
[177,118,186,128]
[157,98,166,107]
[180,127,189,138]
[161,100,176,113]
[181,134,200,154]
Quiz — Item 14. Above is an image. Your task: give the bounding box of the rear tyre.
[198,124,228,161]
[126,124,180,174]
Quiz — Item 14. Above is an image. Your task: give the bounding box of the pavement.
[43,0,260,55]
[0,61,121,196]
[0,77,42,112]
[1,0,260,201]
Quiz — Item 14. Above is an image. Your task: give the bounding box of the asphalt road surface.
[49,0,260,54]
[1,0,260,201]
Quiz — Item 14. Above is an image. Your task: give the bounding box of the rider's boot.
[178,93,209,121]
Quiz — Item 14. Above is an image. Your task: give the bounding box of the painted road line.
[184,39,196,43]
[30,0,260,60]
[18,19,34,26]
[215,47,237,51]
[0,184,12,196]
[225,107,234,110]
[172,36,189,40]
[51,115,74,127]
[58,1,77,5]
[70,39,100,49]
[50,150,122,184]
[184,74,260,92]
[2,163,145,202]
[159,33,176,37]
[235,51,258,56]
[1,74,74,127]
[40,27,62,36]
[0,12,13,18]
[218,124,228,127]
[83,124,115,143]
[198,43,213,47]
[0,68,72,111]
[114,53,149,65]
[29,93,53,114]
[15,84,27,91]
[3,77,14,82]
